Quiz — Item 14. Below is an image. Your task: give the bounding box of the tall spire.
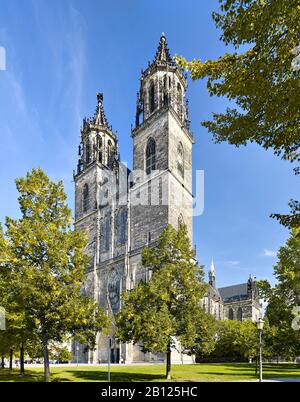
[93,93,110,128]
[154,32,173,64]
[209,258,216,288]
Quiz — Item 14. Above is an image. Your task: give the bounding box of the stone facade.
[73,34,261,364]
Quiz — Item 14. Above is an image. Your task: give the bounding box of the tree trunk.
[166,342,171,380]
[255,355,258,376]
[1,356,4,368]
[9,349,13,371]
[20,344,25,376]
[42,338,50,382]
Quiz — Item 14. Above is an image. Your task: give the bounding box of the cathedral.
[73,33,261,364]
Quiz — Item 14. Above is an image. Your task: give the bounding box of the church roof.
[207,284,222,302]
[218,283,249,303]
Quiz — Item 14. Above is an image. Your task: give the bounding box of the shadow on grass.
[0,368,43,382]
[67,370,165,382]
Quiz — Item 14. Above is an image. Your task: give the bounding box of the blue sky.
[0,0,298,288]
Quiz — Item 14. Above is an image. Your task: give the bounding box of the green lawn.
[0,363,299,382]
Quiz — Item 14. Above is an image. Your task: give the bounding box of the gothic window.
[82,184,89,212]
[149,81,155,113]
[177,83,183,119]
[228,308,234,320]
[105,217,110,251]
[108,273,120,314]
[116,209,127,245]
[85,141,91,165]
[146,138,156,175]
[107,140,113,166]
[100,216,111,252]
[163,75,167,89]
[163,75,168,106]
[97,136,103,163]
[237,307,243,321]
[177,142,184,178]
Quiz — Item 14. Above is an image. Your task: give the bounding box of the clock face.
[108,273,120,313]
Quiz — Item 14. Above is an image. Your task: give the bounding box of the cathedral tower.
[130,33,194,257]
[73,33,195,364]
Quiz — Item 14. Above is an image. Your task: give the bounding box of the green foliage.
[176,0,300,228]
[49,345,72,362]
[260,229,300,359]
[190,314,218,358]
[116,224,209,376]
[177,0,300,160]
[212,320,258,360]
[0,168,109,380]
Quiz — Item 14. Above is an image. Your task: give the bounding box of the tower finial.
[209,258,216,287]
[154,32,172,63]
[94,92,109,128]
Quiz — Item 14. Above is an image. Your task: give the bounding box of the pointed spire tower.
[93,93,110,128]
[76,93,118,175]
[154,32,173,64]
[209,259,216,288]
[134,32,192,134]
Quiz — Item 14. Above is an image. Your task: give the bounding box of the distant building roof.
[218,283,249,303]
[207,285,222,302]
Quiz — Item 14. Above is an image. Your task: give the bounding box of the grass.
[0,363,299,382]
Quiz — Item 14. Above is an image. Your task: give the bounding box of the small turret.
[133,32,191,132]
[209,258,216,288]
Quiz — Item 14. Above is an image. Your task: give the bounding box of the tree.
[176,0,300,228]
[0,168,109,381]
[212,320,258,361]
[256,229,300,360]
[190,314,218,359]
[116,224,208,379]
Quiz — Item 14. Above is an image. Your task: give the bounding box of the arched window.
[177,142,184,178]
[228,308,234,320]
[177,83,183,119]
[149,81,155,113]
[107,140,113,166]
[85,141,91,165]
[116,209,127,245]
[146,138,156,175]
[83,184,89,212]
[237,307,243,321]
[163,75,168,106]
[101,216,111,252]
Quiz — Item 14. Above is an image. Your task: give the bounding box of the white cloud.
[263,249,277,257]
